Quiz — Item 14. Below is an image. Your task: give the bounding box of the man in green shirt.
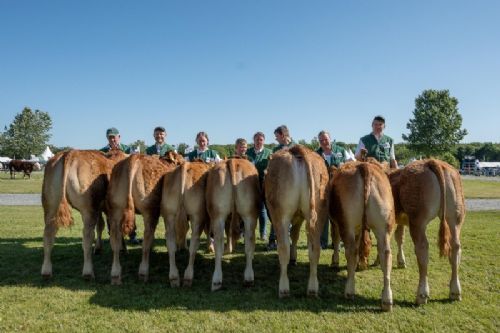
[99,127,131,153]
[355,115,398,169]
[99,127,139,244]
[316,130,353,249]
[145,126,176,156]
[272,125,294,152]
[247,132,272,240]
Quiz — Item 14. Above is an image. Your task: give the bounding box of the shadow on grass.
[0,236,414,313]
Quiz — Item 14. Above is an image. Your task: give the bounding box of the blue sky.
[1,0,499,150]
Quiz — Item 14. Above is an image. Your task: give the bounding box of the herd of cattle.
[39,146,465,312]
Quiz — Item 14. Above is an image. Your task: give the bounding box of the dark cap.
[373,115,386,124]
[154,126,166,133]
[106,127,120,137]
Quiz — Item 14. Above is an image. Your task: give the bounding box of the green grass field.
[0,171,44,193]
[0,207,498,332]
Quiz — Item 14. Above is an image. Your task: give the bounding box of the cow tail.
[174,163,189,247]
[121,158,137,236]
[227,159,240,236]
[358,163,372,260]
[428,160,451,258]
[52,151,74,228]
[306,154,318,229]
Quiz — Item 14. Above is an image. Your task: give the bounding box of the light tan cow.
[206,157,261,290]
[391,159,466,304]
[329,161,394,311]
[161,161,213,287]
[265,145,329,297]
[41,149,127,279]
[108,152,184,284]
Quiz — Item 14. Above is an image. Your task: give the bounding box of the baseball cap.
[106,127,120,137]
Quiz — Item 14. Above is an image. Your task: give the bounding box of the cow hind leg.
[395,224,406,268]
[183,215,203,287]
[275,219,291,298]
[449,222,463,301]
[211,215,227,291]
[373,228,393,312]
[109,214,123,285]
[164,213,180,287]
[138,214,158,282]
[344,230,358,300]
[409,219,430,305]
[81,212,97,280]
[242,214,257,287]
[94,213,106,255]
[289,220,302,266]
[41,216,58,278]
[306,219,321,297]
[331,220,341,271]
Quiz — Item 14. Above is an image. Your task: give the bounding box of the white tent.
[40,146,54,162]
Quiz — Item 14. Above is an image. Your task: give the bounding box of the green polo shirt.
[247,146,272,181]
[145,143,175,156]
[100,143,131,154]
[316,144,347,168]
[360,134,393,162]
[186,149,220,163]
[272,141,295,153]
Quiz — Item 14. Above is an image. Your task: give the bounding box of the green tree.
[176,142,189,155]
[402,89,467,157]
[129,140,146,153]
[0,107,52,159]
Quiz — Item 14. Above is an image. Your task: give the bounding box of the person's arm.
[354,139,366,160]
[389,143,398,169]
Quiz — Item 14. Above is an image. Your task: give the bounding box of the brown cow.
[108,152,184,284]
[8,160,41,179]
[265,145,329,297]
[206,157,261,290]
[161,161,213,287]
[329,161,394,311]
[391,159,466,304]
[41,149,127,279]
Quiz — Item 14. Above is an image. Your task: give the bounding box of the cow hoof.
[307,290,319,298]
[111,276,122,285]
[397,262,406,269]
[279,290,290,298]
[381,301,393,312]
[243,279,254,288]
[41,272,52,280]
[211,281,222,291]
[450,292,462,301]
[183,279,193,287]
[416,294,429,305]
[82,273,94,281]
[138,273,148,283]
[288,259,297,267]
[169,278,180,288]
[345,293,355,300]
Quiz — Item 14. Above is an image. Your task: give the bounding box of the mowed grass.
[0,171,44,193]
[0,207,498,332]
[2,171,500,199]
[462,179,500,198]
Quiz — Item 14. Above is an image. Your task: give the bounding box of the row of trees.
[0,90,494,169]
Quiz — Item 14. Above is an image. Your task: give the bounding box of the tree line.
[1,90,497,169]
